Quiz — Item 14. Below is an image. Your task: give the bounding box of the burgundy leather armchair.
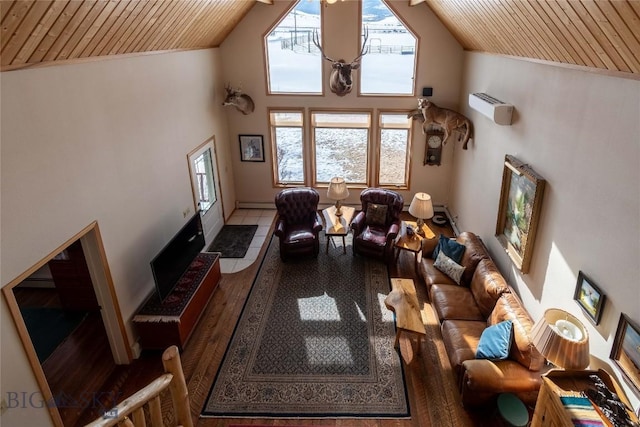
[274,188,323,261]
[351,188,404,261]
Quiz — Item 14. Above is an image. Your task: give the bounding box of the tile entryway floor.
[217,209,276,274]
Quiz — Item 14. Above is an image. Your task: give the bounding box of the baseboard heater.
[468,93,514,125]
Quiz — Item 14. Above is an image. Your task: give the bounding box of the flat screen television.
[150,212,205,302]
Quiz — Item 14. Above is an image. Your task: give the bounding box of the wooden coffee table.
[322,205,355,254]
[384,278,426,364]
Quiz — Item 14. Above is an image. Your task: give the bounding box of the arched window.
[265,0,322,94]
[360,0,417,95]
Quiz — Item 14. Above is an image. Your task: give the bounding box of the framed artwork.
[610,313,640,393]
[573,271,605,325]
[495,155,546,274]
[239,135,265,162]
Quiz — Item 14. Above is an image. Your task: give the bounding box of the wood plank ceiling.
[1,0,639,79]
[425,0,640,77]
[0,0,254,70]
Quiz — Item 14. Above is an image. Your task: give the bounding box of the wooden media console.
[133,252,221,350]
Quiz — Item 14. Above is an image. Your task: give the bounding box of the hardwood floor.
[77,213,498,427]
[13,287,116,427]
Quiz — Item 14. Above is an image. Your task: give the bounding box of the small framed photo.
[610,313,640,394]
[239,135,264,162]
[573,271,605,325]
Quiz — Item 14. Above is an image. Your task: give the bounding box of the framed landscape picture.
[495,155,546,274]
[610,313,640,393]
[573,271,605,325]
[239,135,265,162]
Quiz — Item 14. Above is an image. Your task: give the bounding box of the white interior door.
[188,138,224,245]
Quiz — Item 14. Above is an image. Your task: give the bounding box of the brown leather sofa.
[419,231,545,407]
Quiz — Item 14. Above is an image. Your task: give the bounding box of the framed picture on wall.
[573,271,605,325]
[495,155,546,274]
[610,313,640,394]
[239,135,265,162]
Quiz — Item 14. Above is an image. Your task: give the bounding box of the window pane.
[315,128,368,183]
[266,1,322,94]
[313,113,370,126]
[379,129,409,185]
[272,111,304,126]
[194,149,217,212]
[361,0,416,95]
[275,127,304,183]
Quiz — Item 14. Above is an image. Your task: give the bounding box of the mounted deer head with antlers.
[312,28,369,97]
[222,83,255,115]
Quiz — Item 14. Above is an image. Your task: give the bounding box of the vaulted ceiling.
[1,0,639,78]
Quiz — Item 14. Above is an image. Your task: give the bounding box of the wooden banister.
[85,346,192,427]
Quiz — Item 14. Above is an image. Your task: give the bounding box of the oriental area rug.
[201,236,409,418]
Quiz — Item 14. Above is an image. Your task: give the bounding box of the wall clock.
[424,130,444,166]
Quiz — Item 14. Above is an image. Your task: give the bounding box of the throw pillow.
[433,250,465,285]
[432,234,466,264]
[475,320,514,361]
[365,203,387,226]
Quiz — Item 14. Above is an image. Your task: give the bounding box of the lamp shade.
[531,308,590,370]
[327,177,349,201]
[408,192,434,220]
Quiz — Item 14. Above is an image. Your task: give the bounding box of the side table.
[531,369,639,427]
[322,205,355,254]
[395,220,436,271]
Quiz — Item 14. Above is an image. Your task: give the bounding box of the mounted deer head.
[222,83,255,115]
[312,28,369,97]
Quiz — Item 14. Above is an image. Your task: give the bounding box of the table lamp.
[408,192,434,236]
[531,308,590,370]
[327,177,349,216]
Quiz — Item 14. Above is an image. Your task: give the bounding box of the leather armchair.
[274,188,323,261]
[351,188,404,261]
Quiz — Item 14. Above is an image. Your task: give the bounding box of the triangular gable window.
[265,0,322,94]
[360,0,417,95]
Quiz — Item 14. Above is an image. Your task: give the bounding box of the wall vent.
[468,93,514,125]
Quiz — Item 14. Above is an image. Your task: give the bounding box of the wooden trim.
[1,221,132,426]
[90,222,133,362]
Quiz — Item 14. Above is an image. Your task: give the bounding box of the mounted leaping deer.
[312,28,369,96]
[409,98,474,150]
[222,83,255,115]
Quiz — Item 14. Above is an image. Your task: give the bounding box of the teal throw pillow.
[475,320,514,361]
[432,234,466,264]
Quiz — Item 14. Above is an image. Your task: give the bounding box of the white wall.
[0,48,232,425]
[450,52,640,409]
[219,0,464,208]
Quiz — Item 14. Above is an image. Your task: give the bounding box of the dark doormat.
[207,225,258,258]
